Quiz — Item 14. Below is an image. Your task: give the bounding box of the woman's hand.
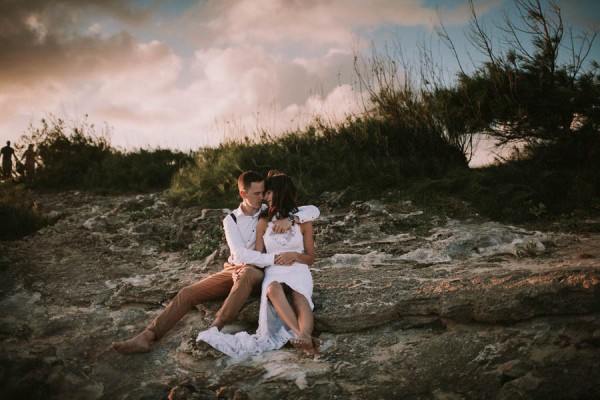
[274,252,297,265]
[272,218,292,233]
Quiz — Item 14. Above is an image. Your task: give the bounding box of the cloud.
[1,0,374,149]
[184,0,474,51]
[5,0,593,152]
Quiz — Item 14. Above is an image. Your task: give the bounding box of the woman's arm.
[255,218,267,253]
[274,222,315,266]
[300,222,315,265]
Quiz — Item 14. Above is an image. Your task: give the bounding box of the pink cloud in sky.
[0,0,597,155]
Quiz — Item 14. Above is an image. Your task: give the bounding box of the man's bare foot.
[112,329,155,354]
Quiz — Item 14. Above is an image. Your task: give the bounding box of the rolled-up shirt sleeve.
[223,214,274,267]
[295,205,320,223]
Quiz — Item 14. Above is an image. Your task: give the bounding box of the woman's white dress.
[196,221,313,358]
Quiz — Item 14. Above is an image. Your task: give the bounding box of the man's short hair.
[238,171,264,192]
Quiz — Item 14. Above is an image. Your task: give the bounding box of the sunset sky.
[1,0,598,157]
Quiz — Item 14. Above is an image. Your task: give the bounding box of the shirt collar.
[233,203,266,219]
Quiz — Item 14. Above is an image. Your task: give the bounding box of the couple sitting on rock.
[112,170,323,357]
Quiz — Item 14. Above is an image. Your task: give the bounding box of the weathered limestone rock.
[1,191,598,399]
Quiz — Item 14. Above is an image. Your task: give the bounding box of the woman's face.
[264,189,273,206]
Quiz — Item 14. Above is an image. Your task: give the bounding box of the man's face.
[241,181,265,210]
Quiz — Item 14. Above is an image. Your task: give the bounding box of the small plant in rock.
[518,240,544,258]
[187,226,224,261]
[528,201,547,218]
[129,208,154,222]
[158,236,186,252]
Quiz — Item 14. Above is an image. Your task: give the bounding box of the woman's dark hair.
[263,170,298,220]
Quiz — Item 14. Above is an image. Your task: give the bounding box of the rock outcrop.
[0,191,598,399]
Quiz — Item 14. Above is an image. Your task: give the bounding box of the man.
[112,171,319,354]
[1,141,16,180]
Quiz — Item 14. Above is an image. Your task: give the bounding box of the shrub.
[430,128,600,223]
[24,116,112,190]
[0,184,48,240]
[89,149,193,194]
[167,116,468,208]
[19,115,192,193]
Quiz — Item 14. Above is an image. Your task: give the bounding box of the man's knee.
[237,266,264,285]
[176,285,197,305]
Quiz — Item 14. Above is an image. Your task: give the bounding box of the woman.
[197,171,322,357]
[22,144,37,178]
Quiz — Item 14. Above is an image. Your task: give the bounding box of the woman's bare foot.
[290,335,323,354]
[311,337,324,351]
[112,329,155,354]
[209,318,225,331]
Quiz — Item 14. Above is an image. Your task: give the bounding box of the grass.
[3,109,597,241]
[186,226,224,260]
[18,115,193,194]
[166,116,468,209]
[166,116,598,232]
[0,184,49,241]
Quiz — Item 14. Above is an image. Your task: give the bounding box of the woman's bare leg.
[266,282,301,335]
[266,282,322,353]
[291,292,322,352]
[292,292,313,338]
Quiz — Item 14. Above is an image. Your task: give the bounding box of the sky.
[1,0,598,163]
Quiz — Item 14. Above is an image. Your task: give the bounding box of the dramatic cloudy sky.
[1,0,598,155]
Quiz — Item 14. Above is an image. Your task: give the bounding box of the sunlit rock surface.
[1,191,598,399]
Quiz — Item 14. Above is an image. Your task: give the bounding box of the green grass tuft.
[0,184,49,241]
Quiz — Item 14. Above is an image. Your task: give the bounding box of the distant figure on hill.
[1,141,16,180]
[22,144,38,179]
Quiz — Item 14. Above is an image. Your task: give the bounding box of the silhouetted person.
[1,141,16,180]
[22,144,37,179]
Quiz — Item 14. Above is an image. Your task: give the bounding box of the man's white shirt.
[223,204,320,268]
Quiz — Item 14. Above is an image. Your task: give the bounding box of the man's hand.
[272,218,293,233]
[274,252,297,265]
[233,264,247,273]
[232,264,248,282]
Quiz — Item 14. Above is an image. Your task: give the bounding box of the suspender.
[229,212,237,223]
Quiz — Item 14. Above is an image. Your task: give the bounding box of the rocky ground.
[0,191,599,399]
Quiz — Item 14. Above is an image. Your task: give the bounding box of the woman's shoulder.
[299,220,313,233]
[256,217,268,228]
